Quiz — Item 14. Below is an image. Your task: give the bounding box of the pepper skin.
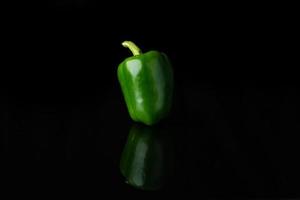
[117,41,174,125]
[120,124,173,190]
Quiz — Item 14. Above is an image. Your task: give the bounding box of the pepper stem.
[122,41,142,56]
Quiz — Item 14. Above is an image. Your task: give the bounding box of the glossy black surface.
[1,1,299,198]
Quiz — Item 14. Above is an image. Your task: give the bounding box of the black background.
[1,1,299,198]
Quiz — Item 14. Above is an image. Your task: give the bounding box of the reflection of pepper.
[120,124,173,190]
[117,41,174,125]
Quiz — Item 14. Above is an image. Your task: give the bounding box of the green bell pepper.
[117,41,174,125]
[120,124,173,190]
